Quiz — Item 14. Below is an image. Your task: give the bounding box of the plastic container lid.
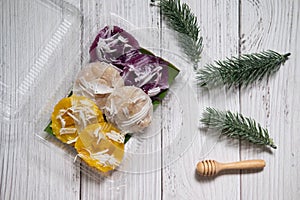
[0,0,81,123]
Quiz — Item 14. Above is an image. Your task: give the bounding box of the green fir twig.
[197,50,290,88]
[159,0,203,69]
[200,107,277,149]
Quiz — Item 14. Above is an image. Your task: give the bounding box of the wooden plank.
[79,1,162,199]
[161,0,241,199]
[0,0,81,199]
[2,0,299,199]
[240,0,300,199]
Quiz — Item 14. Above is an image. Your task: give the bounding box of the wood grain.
[0,0,81,200]
[240,0,300,199]
[1,0,300,199]
[160,0,240,199]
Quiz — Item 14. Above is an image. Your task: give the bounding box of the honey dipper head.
[196,160,217,176]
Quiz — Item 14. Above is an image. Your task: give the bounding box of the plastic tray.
[2,0,209,182]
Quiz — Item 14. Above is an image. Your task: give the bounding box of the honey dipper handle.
[221,159,266,171]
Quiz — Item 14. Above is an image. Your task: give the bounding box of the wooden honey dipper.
[196,159,266,176]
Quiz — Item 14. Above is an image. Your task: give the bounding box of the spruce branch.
[200,107,277,149]
[159,0,203,68]
[196,50,290,88]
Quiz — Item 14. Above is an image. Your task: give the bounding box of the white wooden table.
[1,0,300,199]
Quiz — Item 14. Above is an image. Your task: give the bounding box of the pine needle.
[200,107,277,149]
[159,0,203,69]
[197,50,290,88]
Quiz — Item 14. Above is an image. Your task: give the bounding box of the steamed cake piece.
[73,61,124,110]
[51,95,104,144]
[104,86,153,133]
[89,25,140,63]
[75,123,125,172]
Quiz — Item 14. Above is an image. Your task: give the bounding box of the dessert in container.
[1,0,213,183]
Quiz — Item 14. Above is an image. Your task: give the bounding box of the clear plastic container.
[2,0,209,182]
[0,0,81,123]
